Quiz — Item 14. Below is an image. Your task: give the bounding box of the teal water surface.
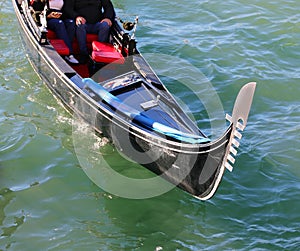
[1,0,300,250]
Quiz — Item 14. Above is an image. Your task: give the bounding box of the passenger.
[31,0,79,64]
[63,0,116,64]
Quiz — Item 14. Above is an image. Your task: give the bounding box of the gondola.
[12,0,256,200]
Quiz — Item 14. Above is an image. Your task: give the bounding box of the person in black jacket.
[63,0,116,63]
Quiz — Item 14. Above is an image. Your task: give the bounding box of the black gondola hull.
[13,0,255,200]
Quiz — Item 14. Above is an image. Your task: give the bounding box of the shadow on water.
[77,180,225,251]
[0,187,24,249]
[92,191,208,250]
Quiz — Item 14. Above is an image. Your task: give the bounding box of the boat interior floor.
[70,62,90,78]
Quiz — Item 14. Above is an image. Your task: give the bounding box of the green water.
[1,0,300,250]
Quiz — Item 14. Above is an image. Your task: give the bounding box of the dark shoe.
[79,54,89,64]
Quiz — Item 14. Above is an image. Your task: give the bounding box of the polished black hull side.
[116,125,233,198]
[13,0,255,200]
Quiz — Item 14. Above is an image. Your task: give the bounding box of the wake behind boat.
[12,0,256,200]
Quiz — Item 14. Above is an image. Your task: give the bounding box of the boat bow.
[198,82,256,200]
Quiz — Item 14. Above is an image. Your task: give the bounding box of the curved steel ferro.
[199,82,256,200]
[223,82,256,172]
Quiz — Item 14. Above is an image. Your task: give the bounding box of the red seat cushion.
[49,39,70,56]
[48,29,98,54]
[47,29,57,39]
[86,34,98,44]
[91,41,124,64]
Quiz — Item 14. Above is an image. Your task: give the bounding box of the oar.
[82,78,210,144]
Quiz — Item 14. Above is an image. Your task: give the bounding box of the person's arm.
[62,0,78,20]
[101,0,115,22]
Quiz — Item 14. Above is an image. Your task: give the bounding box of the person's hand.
[76,16,86,25]
[47,12,62,19]
[101,18,112,27]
